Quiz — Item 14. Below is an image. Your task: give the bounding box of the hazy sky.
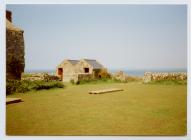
[7,5,187,71]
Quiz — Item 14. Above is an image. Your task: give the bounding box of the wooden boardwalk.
[89,88,123,94]
[6,98,22,105]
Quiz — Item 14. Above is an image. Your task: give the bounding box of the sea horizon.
[25,68,187,77]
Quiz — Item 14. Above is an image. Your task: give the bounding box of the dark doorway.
[58,68,63,80]
[84,68,89,73]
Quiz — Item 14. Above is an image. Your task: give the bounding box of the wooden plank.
[6,98,22,105]
[89,88,123,94]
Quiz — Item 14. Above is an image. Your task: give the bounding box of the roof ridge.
[83,59,96,61]
[83,59,104,69]
[67,59,80,65]
[67,59,79,61]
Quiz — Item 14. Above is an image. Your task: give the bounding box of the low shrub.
[32,81,64,90]
[6,80,20,95]
[70,79,75,84]
[6,80,64,95]
[16,80,31,93]
[98,69,111,79]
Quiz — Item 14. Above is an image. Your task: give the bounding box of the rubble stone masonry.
[143,72,187,83]
[6,11,25,80]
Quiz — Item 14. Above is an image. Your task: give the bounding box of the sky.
[6,4,187,71]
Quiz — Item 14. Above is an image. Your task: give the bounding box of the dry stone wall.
[112,71,128,82]
[143,72,187,83]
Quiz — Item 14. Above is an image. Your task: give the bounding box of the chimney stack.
[6,10,12,22]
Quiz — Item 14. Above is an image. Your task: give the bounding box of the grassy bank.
[146,80,187,85]
[6,82,186,135]
[72,76,142,85]
[73,78,122,85]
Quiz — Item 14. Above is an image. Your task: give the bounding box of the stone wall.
[6,11,25,80]
[6,28,25,80]
[71,73,93,84]
[63,74,76,82]
[77,73,93,81]
[63,62,75,82]
[112,71,128,82]
[75,60,94,74]
[143,72,187,83]
[21,73,60,81]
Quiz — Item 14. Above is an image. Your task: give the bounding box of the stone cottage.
[56,59,106,82]
[56,60,80,82]
[6,10,25,80]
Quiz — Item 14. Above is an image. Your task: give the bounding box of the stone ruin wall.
[6,11,25,80]
[77,73,93,81]
[143,72,187,83]
[112,71,128,82]
[72,73,93,83]
[6,29,25,80]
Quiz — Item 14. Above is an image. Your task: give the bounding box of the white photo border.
[1,0,190,140]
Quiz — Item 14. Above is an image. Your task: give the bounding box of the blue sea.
[26,68,187,77]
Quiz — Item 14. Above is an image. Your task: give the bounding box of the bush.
[70,79,75,84]
[6,80,21,95]
[6,80,64,95]
[16,80,31,93]
[98,69,111,79]
[32,81,64,90]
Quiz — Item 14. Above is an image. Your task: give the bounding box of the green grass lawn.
[6,82,187,136]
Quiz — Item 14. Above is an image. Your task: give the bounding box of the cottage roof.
[6,19,23,32]
[83,59,104,69]
[67,60,79,65]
